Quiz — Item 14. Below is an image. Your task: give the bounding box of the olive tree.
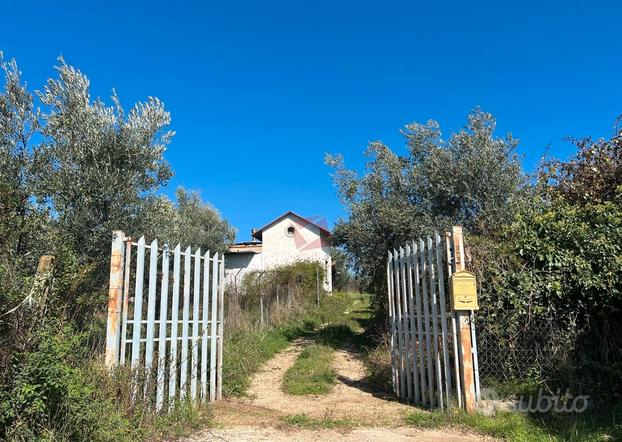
[326,108,524,295]
[34,58,174,261]
[138,188,236,253]
[0,53,42,261]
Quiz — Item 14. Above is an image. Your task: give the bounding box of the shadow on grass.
[310,316,403,403]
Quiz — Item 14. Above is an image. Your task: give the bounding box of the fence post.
[105,230,125,368]
[451,226,476,413]
[316,264,320,307]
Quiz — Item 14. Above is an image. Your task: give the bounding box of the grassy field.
[282,344,336,395]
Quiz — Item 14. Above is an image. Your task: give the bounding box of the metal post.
[451,226,476,413]
[260,291,264,328]
[316,264,320,308]
[105,231,125,368]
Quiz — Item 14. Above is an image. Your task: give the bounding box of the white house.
[225,211,332,292]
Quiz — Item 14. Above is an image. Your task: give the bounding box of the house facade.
[224,211,332,292]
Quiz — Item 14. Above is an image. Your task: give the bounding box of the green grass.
[281,413,355,430]
[282,344,336,395]
[222,324,306,396]
[406,410,552,441]
[405,405,622,441]
[222,292,369,397]
[278,293,375,396]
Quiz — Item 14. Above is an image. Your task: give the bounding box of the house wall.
[224,252,262,287]
[261,214,332,292]
[224,213,333,292]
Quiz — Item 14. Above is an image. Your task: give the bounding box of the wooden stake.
[451,226,476,413]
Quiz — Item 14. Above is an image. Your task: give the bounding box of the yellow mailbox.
[449,271,478,311]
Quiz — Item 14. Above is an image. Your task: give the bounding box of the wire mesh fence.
[476,318,574,385]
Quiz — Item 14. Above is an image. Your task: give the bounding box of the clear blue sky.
[3,1,620,241]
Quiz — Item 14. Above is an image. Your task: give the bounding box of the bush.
[0,323,210,441]
[0,324,123,441]
[468,191,622,395]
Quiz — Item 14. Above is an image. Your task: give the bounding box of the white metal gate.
[105,230,225,411]
[386,226,480,411]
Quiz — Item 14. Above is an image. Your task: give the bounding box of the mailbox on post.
[449,270,478,311]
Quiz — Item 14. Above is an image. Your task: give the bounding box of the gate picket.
[435,234,452,408]
[412,241,427,406]
[131,236,146,369]
[399,247,413,401]
[201,250,210,401]
[145,239,158,389]
[393,249,406,399]
[156,245,170,411]
[209,252,219,402]
[386,251,398,397]
[386,230,479,412]
[169,244,181,406]
[180,246,191,399]
[404,244,420,404]
[427,236,443,410]
[191,248,201,400]
[104,231,225,413]
[419,238,435,408]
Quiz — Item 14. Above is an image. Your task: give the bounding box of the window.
[286,226,295,237]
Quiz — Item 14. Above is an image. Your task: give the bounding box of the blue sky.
[2,1,620,241]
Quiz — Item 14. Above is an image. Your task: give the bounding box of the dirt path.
[183,338,491,441]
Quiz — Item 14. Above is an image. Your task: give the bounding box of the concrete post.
[105,230,125,368]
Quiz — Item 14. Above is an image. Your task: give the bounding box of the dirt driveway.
[181,338,491,441]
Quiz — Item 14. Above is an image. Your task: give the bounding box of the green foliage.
[232,260,325,326]
[330,109,622,396]
[405,406,622,442]
[138,188,235,255]
[35,57,173,264]
[241,261,325,300]
[331,247,356,292]
[0,325,125,441]
[0,53,234,304]
[542,126,622,205]
[326,108,524,295]
[0,323,211,441]
[281,344,336,395]
[469,127,622,393]
[0,53,231,441]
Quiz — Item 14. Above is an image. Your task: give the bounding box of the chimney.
[251,228,257,241]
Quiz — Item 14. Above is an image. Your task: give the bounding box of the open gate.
[386,226,480,411]
[105,230,225,411]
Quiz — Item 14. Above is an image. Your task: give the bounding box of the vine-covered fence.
[105,231,225,411]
